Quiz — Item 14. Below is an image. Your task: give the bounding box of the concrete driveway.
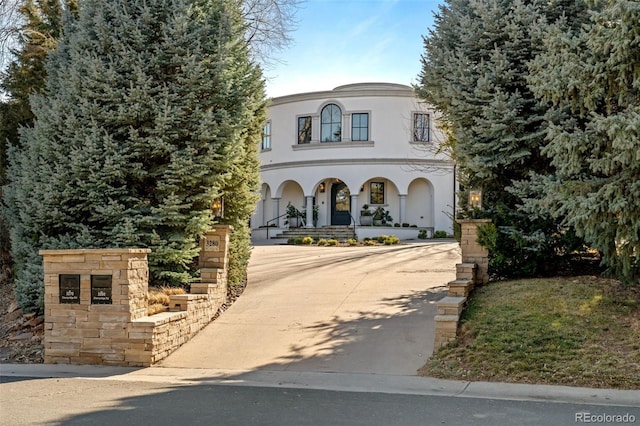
[158,241,459,375]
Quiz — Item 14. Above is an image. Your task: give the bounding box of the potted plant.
[286,202,303,228]
[360,204,373,226]
[373,206,392,226]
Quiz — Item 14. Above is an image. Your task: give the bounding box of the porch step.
[277,226,356,241]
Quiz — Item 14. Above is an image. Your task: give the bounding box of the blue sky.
[264,0,442,98]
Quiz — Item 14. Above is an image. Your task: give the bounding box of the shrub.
[327,239,339,246]
[147,286,186,315]
[433,230,448,238]
[364,239,377,246]
[317,239,328,246]
[394,223,401,227]
[384,235,400,245]
[148,291,170,307]
[347,239,358,246]
[147,303,166,315]
[302,236,314,245]
[402,223,410,228]
[376,235,389,243]
[418,230,428,239]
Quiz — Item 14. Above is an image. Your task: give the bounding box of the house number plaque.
[59,274,80,304]
[91,275,112,304]
[204,239,219,251]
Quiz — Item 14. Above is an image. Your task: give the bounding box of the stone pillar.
[398,194,407,225]
[305,195,314,228]
[456,219,491,284]
[350,194,359,225]
[272,197,281,227]
[198,225,232,270]
[192,225,232,307]
[40,248,151,365]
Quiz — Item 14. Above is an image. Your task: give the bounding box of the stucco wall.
[253,83,456,234]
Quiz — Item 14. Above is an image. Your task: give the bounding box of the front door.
[331,182,351,225]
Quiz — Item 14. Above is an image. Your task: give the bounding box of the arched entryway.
[331,181,351,225]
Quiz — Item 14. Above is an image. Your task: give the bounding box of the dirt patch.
[0,284,44,364]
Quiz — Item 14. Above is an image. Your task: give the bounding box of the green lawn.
[421,276,640,389]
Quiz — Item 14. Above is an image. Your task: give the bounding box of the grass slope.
[421,276,640,389]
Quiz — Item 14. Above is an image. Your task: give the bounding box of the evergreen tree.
[0,0,77,289]
[527,0,639,282]
[4,0,266,312]
[416,0,590,278]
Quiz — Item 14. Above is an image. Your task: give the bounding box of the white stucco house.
[250,82,456,240]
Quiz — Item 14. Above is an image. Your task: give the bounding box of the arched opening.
[331,181,351,225]
[406,178,434,228]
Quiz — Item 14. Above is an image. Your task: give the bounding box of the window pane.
[298,116,311,144]
[335,186,350,211]
[352,113,368,141]
[321,124,332,142]
[262,122,271,149]
[332,123,341,141]
[321,104,342,142]
[413,113,429,142]
[370,182,384,204]
[332,105,341,121]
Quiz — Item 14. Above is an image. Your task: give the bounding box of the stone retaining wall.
[40,225,232,367]
[434,220,490,349]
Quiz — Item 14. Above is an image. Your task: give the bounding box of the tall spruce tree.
[417,0,590,278]
[4,0,266,312]
[527,0,639,282]
[1,0,77,288]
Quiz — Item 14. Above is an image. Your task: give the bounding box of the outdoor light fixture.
[469,190,482,209]
[318,183,325,193]
[212,196,224,219]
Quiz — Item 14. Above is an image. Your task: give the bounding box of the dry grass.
[421,276,640,389]
[146,286,186,315]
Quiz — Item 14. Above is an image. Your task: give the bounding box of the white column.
[398,194,407,225]
[305,196,314,228]
[312,115,320,143]
[272,198,281,227]
[350,194,359,226]
[343,114,352,142]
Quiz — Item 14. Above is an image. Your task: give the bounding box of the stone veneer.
[40,225,232,367]
[434,220,491,349]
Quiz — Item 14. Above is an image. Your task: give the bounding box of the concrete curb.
[2,364,638,408]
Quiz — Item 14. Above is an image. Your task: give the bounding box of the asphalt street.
[1,374,639,426]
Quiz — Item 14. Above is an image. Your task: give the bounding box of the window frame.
[261,120,271,150]
[297,115,312,144]
[320,103,342,142]
[369,182,385,205]
[351,112,369,142]
[412,112,430,142]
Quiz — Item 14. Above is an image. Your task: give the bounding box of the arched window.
[320,104,342,142]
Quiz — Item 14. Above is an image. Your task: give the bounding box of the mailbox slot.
[91,275,112,304]
[59,274,80,304]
